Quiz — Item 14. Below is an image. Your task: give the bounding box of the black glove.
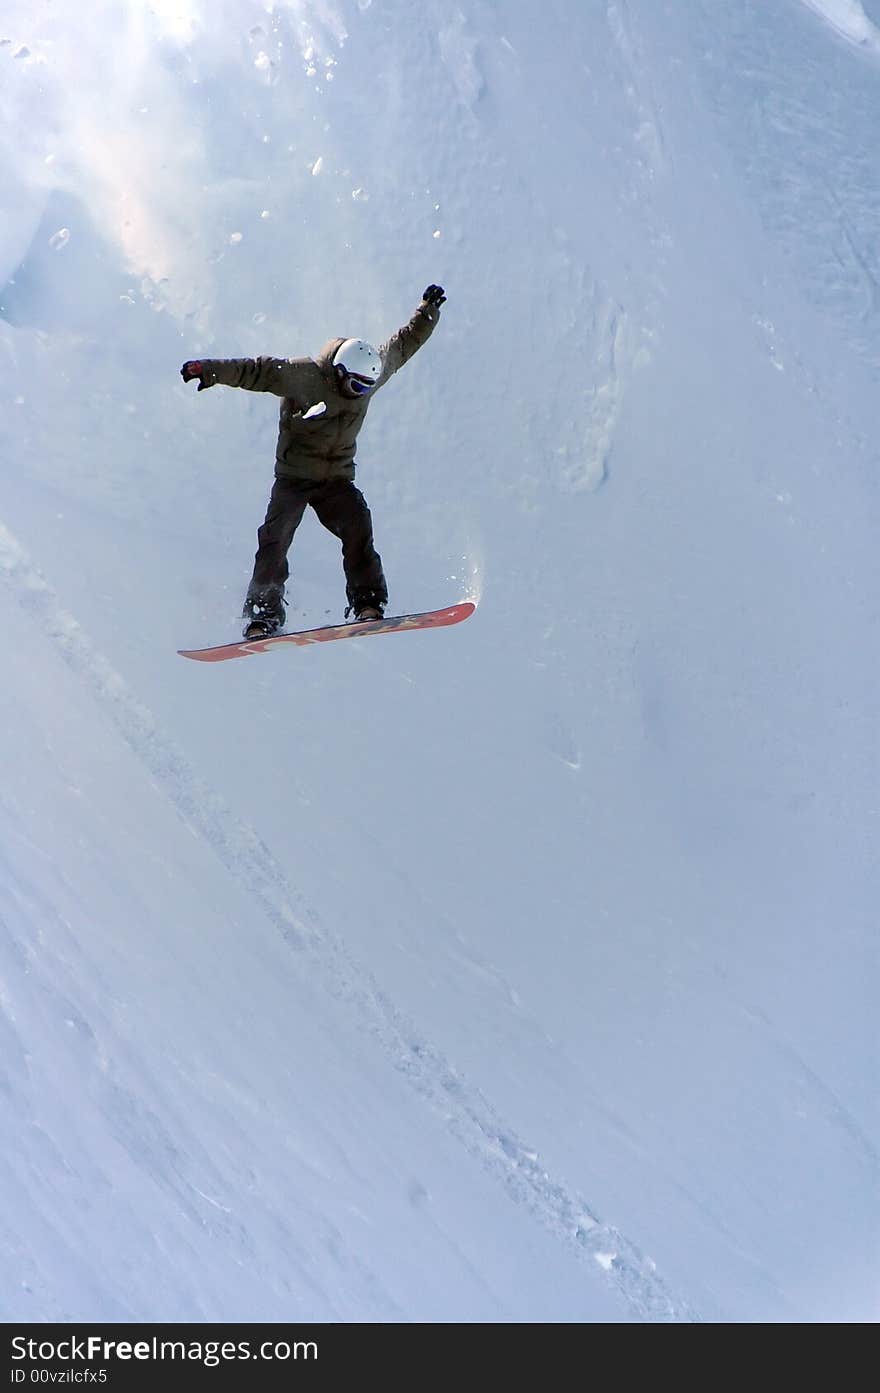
[181,360,210,390]
[422,284,446,308]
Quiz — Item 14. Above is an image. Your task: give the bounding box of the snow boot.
[242,584,286,639]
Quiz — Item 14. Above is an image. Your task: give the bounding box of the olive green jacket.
[196,300,440,482]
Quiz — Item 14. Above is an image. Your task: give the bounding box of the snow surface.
[1,0,878,1323]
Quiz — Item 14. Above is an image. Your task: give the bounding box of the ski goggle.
[342,370,375,396]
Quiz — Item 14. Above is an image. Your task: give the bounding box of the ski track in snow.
[0,517,698,1322]
[607,0,669,178]
[823,179,880,321]
[562,301,628,494]
[544,1,664,496]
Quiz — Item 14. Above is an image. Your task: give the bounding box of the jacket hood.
[313,337,349,370]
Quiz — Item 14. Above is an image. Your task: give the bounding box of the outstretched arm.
[180,356,310,396]
[376,285,445,388]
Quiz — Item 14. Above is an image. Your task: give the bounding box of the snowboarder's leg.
[312,480,388,617]
[243,477,309,635]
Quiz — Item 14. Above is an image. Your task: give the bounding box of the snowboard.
[178,601,475,664]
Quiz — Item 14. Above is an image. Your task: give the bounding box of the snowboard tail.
[178,601,475,663]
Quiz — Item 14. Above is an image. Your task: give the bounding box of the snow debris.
[49,228,70,251]
[311,156,323,176]
[229,232,243,244]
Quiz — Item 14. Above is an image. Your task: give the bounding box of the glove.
[181,360,210,390]
[422,284,446,308]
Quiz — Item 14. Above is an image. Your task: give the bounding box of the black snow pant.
[243,475,388,627]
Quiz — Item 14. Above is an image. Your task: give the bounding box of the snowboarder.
[180,284,446,639]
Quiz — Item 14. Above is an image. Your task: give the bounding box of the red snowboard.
[178,601,475,663]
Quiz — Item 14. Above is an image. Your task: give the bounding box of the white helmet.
[333,338,382,384]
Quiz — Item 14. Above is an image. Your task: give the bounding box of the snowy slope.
[1,0,877,1322]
